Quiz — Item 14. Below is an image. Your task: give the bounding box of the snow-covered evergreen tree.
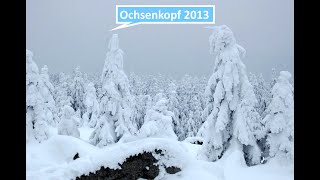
[199,76,208,110]
[55,72,73,119]
[248,73,271,118]
[175,75,206,140]
[144,76,160,98]
[49,72,60,88]
[58,105,80,138]
[26,49,50,143]
[83,82,100,127]
[270,68,277,88]
[134,94,152,129]
[40,65,55,96]
[176,74,193,140]
[40,65,60,126]
[186,96,203,137]
[153,91,162,103]
[90,34,137,147]
[199,25,263,165]
[262,71,294,162]
[70,66,86,120]
[129,72,143,96]
[138,97,177,139]
[166,82,181,136]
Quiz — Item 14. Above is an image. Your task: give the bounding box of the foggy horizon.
[26,0,294,81]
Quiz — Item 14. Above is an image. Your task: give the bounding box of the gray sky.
[26,0,293,80]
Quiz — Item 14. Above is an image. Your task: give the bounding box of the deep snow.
[26,128,293,180]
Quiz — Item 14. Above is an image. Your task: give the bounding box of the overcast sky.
[26,0,293,80]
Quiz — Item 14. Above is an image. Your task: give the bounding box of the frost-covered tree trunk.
[58,105,80,138]
[90,34,137,147]
[138,97,177,139]
[26,50,50,143]
[199,25,263,166]
[262,71,294,163]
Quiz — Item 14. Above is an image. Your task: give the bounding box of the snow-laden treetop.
[108,34,119,52]
[278,71,292,82]
[26,49,33,58]
[26,49,40,83]
[41,65,49,74]
[209,25,246,59]
[102,34,124,78]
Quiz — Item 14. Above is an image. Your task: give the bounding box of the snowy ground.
[27,128,293,180]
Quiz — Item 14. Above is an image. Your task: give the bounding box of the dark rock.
[73,153,80,160]
[76,152,159,180]
[76,150,181,180]
[154,149,163,155]
[165,166,181,174]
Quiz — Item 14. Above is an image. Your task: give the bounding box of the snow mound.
[27,135,99,170]
[27,137,190,180]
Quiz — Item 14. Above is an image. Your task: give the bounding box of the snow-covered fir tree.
[199,76,209,110]
[248,73,271,118]
[144,76,160,98]
[40,65,60,126]
[70,66,86,120]
[83,82,100,127]
[129,72,143,96]
[176,74,193,140]
[153,90,165,105]
[175,75,206,140]
[49,72,60,88]
[166,82,181,136]
[186,96,203,137]
[188,77,205,137]
[26,49,50,143]
[199,25,263,166]
[58,105,80,138]
[90,34,137,147]
[85,72,102,102]
[270,68,277,89]
[55,72,73,119]
[134,94,152,129]
[138,97,177,139]
[262,71,294,163]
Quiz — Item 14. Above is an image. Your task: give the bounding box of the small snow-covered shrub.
[83,82,100,128]
[138,97,177,140]
[58,105,80,138]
